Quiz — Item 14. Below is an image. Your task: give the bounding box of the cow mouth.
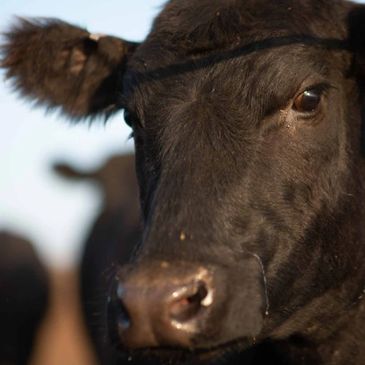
[113,336,254,365]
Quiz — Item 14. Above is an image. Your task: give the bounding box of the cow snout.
[108,259,266,352]
[108,263,215,349]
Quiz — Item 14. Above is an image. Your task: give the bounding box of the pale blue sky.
[0,1,165,267]
[1,0,364,267]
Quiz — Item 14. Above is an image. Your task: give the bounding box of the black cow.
[54,154,141,365]
[0,231,49,365]
[3,1,365,364]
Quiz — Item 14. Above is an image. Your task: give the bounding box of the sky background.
[0,0,166,267]
[1,0,364,268]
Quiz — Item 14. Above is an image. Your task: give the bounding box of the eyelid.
[295,82,334,98]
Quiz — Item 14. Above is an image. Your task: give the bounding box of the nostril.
[169,281,210,323]
[117,301,131,331]
[116,285,131,330]
[107,287,132,344]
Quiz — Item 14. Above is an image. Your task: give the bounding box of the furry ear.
[1,18,138,120]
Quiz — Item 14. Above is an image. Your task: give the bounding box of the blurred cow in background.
[54,153,141,365]
[0,233,96,365]
[0,231,49,365]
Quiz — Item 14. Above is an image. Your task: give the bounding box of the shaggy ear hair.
[1,18,138,120]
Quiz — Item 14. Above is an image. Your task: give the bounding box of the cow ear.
[53,163,97,181]
[1,18,138,121]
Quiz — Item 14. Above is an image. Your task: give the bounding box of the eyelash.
[295,82,333,100]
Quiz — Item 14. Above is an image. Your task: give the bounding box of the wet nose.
[108,263,215,349]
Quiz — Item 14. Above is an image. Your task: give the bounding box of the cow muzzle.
[107,259,266,352]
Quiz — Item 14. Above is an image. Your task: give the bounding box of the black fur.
[4,1,365,364]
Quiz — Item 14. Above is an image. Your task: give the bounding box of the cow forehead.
[124,0,349,106]
[148,0,347,57]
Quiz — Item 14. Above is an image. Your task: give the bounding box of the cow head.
[3,1,365,364]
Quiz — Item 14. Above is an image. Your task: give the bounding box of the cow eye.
[293,88,323,114]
